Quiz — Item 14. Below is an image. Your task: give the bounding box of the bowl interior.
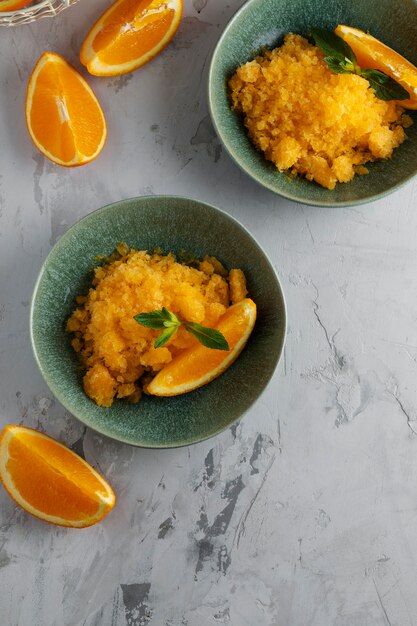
[208,0,417,207]
[31,196,286,448]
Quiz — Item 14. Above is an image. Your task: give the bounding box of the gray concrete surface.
[1,1,417,624]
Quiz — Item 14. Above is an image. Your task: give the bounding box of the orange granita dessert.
[66,245,248,407]
[229,34,413,190]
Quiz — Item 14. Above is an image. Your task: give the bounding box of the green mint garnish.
[324,55,356,75]
[310,27,409,101]
[184,322,230,351]
[154,326,179,348]
[360,68,410,101]
[134,307,181,330]
[310,28,358,68]
[134,308,230,351]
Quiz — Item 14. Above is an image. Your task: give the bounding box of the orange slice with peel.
[0,0,31,11]
[148,298,257,396]
[335,25,417,109]
[26,52,107,167]
[0,425,115,528]
[80,0,183,77]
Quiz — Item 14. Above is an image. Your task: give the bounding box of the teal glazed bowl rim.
[208,0,417,207]
[30,195,287,448]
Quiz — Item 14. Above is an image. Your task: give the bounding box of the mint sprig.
[184,322,230,350]
[310,27,409,101]
[134,308,230,351]
[154,325,179,348]
[360,68,409,101]
[135,307,180,330]
[310,28,358,69]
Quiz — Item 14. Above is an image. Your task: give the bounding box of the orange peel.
[80,0,183,77]
[0,0,32,12]
[335,25,417,109]
[147,298,257,396]
[0,425,115,528]
[26,52,107,167]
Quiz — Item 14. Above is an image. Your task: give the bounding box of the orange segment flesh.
[335,25,417,109]
[147,298,257,396]
[0,425,115,528]
[26,52,107,167]
[0,0,32,11]
[80,0,183,76]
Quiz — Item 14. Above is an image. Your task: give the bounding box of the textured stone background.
[1,1,417,625]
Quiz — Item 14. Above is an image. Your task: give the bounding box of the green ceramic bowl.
[208,0,417,207]
[30,196,286,448]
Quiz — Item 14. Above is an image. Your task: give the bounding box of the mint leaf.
[310,27,358,66]
[360,68,409,100]
[134,308,230,351]
[185,322,230,351]
[134,307,180,330]
[324,55,355,74]
[154,326,178,348]
[309,28,409,102]
[161,308,182,328]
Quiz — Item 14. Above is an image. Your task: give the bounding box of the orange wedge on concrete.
[0,425,115,528]
[335,25,417,109]
[147,298,257,396]
[26,52,107,167]
[80,0,183,76]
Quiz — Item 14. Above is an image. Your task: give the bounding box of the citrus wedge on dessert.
[25,52,107,167]
[147,298,257,396]
[0,425,115,528]
[80,0,183,76]
[335,25,417,109]
[0,0,31,11]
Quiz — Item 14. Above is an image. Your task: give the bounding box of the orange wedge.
[0,0,31,11]
[335,25,417,109]
[0,425,115,528]
[26,52,107,167]
[148,298,257,396]
[80,0,183,77]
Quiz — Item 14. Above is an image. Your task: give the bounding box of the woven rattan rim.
[0,0,79,26]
